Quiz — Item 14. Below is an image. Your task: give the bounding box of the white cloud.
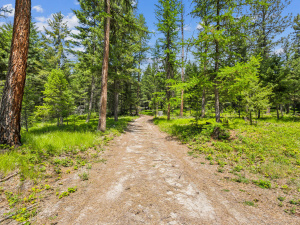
[196,23,203,30]
[32,5,44,13]
[63,13,79,29]
[71,29,80,35]
[184,25,191,32]
[35,16,50,31]
[274,48,284,55]
[1,4,15,17]
[74,0,79,5]
[34,13,79,32]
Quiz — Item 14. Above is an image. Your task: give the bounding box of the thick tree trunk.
[98,0,111,132]
[180,0,184,118]
[257,109,261,119]
[0,0,31,146]
[114,79,119,122]
[86,76,95,123]
[201,88,206,118]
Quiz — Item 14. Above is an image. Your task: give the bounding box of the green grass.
[0,116,135,179]
[153,115,300,191]
[140,110,154,116]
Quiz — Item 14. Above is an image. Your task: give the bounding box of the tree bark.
[201,88,206,118]
[180,0,184,118]
[86,75,95,123]
[114,79,119,122]
[214,0,221,123]
[280,104,283,117]
[0,0,31,146]
[136,51,141,116]
[24,107,28,132]
[276,104,280,120]
[286,104,290,114]
[98,0,111,132]
[166,45,171,120]
[257,109,261,119]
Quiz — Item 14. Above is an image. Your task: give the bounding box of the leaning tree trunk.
[0,0,31,146]
[98,0,111,132]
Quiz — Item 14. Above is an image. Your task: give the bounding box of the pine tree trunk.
[25,107,28,132]
[180,0,184,118]
[114,79,119,122]
[86,75,95,123]
[214,0,221,123]
[166,56,171,121]
[286,104,290,114]
[0,0,31,146]
[215,86,221,123]
[60,115,63,126]
[201,88,206,118]
[98,0,111,132]
[276,104,280,120]
[136,52,141,116]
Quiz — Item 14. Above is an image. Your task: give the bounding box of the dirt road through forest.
[36,116,299,224]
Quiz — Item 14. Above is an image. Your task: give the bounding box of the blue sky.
[1,0,300,55]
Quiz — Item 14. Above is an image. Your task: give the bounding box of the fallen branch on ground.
[0,172,19,183]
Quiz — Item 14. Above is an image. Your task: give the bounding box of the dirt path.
[36,116,299,225]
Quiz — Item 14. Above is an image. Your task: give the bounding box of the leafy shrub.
[253,179,271,189]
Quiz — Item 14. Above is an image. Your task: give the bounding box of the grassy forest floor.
[151,111,300,215]
[0,115,135,224]
[0,112,300,224]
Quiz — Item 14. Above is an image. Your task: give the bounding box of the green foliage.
[36,69,74,124]
[0,116,134,179]
[153,115,300,191]
[244,201,255,207]
[79,172,89,181]
[253,179,272,189]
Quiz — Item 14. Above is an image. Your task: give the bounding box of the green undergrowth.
[140,110,154,116]
[0,116,135,179]
[153,115,300,192]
